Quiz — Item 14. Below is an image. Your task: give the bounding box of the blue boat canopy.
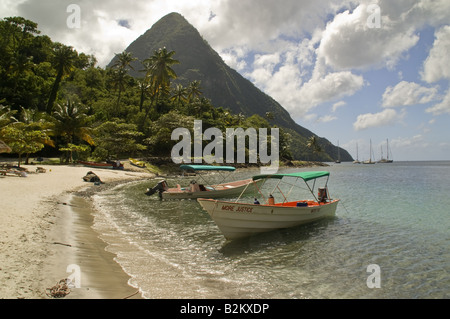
[252,171,330,182]
[180,165,236,172]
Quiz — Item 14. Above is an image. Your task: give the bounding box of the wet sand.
[0,164,152,299]
[43,194,143,299]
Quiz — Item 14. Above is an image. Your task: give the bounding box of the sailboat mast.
[386,139,390,161]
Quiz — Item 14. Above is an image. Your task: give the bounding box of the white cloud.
[246,53,281,86]
[399,0,450,29]
[391,134,428,149]
[332,101,347,112]
[5,0,449,72]
[0,0,26,16]
[262,64,305,114]
[317,1,450,72]
[426,88,450,115]
[252,67,364,119]
[3,0,450,135]
[220,47,249,71]
[9,0,219,66]
[316,115,338,123]
[317,2,420,70]
[11,0,153,65]
[353,109,400,131]
[296,71,364,113]
[422,25,450,83]
[382,81,439,107]
[202,0,340,51]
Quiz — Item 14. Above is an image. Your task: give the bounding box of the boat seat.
[275,201,320,207]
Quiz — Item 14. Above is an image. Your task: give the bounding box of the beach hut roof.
[0,139,12,153]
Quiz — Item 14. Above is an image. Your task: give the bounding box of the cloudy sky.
[2,0,449,161]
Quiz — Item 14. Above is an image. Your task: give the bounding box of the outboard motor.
[145,180,168,199]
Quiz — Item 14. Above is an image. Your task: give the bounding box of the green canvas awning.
[180,165,236,172]
[252,171,330,182]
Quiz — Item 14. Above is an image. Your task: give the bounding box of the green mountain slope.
[109,12,352,162]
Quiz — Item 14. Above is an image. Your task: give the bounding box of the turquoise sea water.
[92,161,449,299]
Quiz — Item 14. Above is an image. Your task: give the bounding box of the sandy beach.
[0,163,153,299]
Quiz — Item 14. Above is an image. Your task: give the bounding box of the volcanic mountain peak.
[109,12,352,162]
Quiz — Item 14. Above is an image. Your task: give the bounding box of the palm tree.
[138,80,150,112]
[46,44,78,113]
[112,51,136,71]
[110,68,127,110]
[111,51,137,111]
[171,84,188,107]
[186,80,202,103]
[9,54,34,92]
[52,100,95,162]
[143,47,179,98]
[306,136,323,160]
[0,104,17,128]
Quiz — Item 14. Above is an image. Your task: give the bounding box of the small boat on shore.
[197,171,339,240]
[145,165,262,200]
[129,158,146,168]
[78,160,124,170]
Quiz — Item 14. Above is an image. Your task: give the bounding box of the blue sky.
[1,0,449,161]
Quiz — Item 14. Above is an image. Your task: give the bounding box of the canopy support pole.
[284,178,298,204]
[235,181,250,203]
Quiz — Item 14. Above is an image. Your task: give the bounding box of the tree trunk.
[46,70,63,114]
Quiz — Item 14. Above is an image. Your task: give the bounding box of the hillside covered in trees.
[0,16,343,166]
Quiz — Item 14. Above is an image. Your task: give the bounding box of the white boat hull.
[197,199,339,240]
[161,179,262,200]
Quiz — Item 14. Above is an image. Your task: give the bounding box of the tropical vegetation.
[0,16,296,165]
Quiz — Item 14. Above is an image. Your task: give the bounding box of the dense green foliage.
[0,16,294,164]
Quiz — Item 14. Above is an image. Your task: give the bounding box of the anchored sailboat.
[353,142,361,164]
[335,140,341,163]
[378,139,394,163]
[363,139,376,164]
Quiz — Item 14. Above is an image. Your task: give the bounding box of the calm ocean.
[92,161,449,299]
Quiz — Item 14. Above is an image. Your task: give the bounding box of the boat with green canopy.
[197,171,339,240]
[145,165,262,200]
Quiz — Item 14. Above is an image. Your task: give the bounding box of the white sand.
[0,164,152,299]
